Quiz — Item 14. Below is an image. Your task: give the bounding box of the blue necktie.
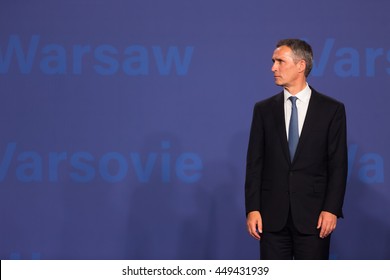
[288,96,299,161]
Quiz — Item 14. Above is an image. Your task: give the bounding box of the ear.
[298,60,306,74]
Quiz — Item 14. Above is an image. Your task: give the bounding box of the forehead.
[272,45,294,59]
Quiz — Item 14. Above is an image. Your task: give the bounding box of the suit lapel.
[273,92,291,164]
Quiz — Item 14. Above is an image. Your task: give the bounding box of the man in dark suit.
[245,39,348,259]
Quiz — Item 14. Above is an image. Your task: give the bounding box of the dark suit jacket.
[245,87,348,234]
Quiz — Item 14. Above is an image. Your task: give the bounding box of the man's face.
[271,45,303,88]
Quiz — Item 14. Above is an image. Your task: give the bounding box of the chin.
[274,82,284,87]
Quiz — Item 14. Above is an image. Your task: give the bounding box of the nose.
[271,62,277,72]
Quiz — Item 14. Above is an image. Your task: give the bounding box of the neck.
[284,80,307,95]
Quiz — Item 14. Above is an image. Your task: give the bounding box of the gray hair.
[276,39,313,77]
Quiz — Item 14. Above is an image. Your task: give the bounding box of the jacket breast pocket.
[261,184,272,191]
[313,183,326,193]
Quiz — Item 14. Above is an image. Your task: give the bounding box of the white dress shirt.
[284,83,312,140]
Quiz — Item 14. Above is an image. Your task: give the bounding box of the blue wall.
[1,0,389,259]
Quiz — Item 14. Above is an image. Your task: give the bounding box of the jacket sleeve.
[323,102,348,218]
[245,103,265,215]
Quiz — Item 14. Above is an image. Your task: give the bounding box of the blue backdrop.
[1,0,389,260]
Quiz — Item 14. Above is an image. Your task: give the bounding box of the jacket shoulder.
[311,88,345,107]
[254,92,283,109]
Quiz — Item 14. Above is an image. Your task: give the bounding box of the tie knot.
[289,96,298,104]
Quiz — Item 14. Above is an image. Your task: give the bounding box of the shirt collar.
[283,83,311,103]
